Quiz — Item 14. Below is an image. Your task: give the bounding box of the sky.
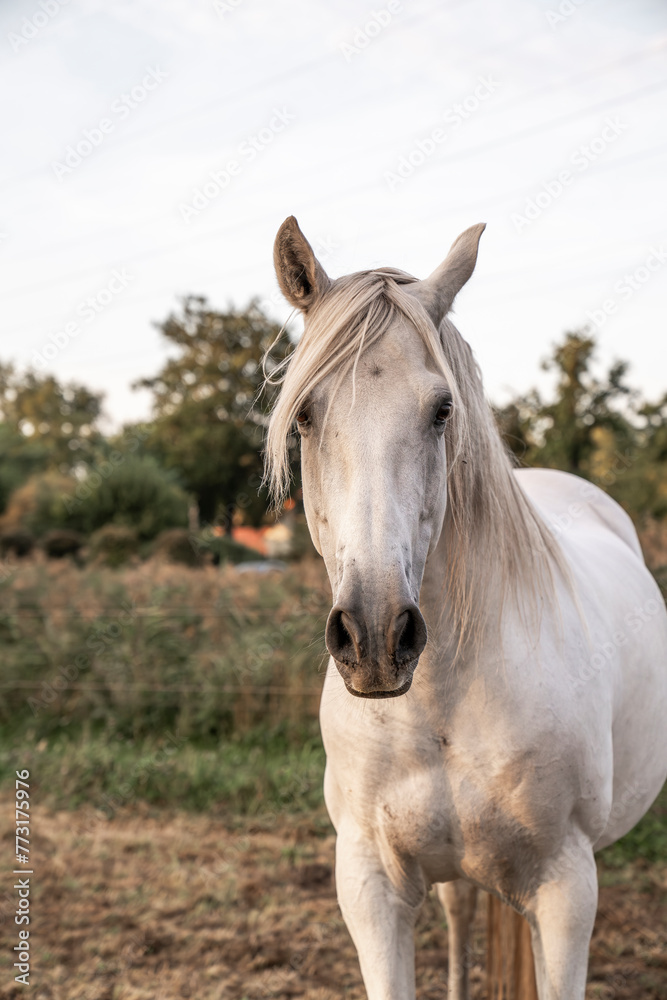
[2,0,666,430]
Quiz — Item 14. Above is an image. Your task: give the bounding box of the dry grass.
[0,795,664,999]
[0,551,330,625]
[0,556,331,748]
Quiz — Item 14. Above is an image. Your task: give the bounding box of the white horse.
[265,216,667,1000]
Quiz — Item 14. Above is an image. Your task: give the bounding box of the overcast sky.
[2,0,666,429]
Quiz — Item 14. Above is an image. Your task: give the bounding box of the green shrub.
[88,524,140,567]
[152,528,203,566]
[0,459,190,544]
[0,529,34,558]
[41,528,85,559]
[0,471,81,536]
[71,457,190,540]
[0,424,49,515]
[0,558,330,746]
[203,533,264,565]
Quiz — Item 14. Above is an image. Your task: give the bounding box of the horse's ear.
[273,216,331,313]
[413,223,486,327]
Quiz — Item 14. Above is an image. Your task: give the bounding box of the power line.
[5,136,667,329]
[2,67,666,332]
[377,77,667,179]
[6,29,666,243]
[0,0,460,192]
[2,31,665,279]
[3,13,664,211]
[211,34,667,198]
[360,145,667,256]
[0,610,328,619]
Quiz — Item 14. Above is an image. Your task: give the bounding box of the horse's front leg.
[335,823,425,1000]
[524,837,598,1000]
[435,880,478,1000]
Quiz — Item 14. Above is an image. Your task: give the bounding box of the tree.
[136,297,292,526]
[495,330,636,478]
[0,423,49,514]
[1,458,190,541]
[495,330,667,527]
[0,364,104,470]
[72,457,190,539]
[608,393,667,522]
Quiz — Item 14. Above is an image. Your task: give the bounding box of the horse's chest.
[375,753,555,900]
[323,685,569,900]
[378,775,461,883]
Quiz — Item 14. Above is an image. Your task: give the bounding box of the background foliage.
[2,309,667,549]
[135,296,292,526]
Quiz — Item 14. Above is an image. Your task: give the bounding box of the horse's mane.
[264,267,560,646]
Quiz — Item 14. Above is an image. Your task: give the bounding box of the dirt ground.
[0,797,665,999]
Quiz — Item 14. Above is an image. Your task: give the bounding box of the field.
[0,555,665,998]
[0,797,665,999]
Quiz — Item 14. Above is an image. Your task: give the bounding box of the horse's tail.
[486,896,538,1000]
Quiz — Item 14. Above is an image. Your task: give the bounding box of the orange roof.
[231,526,268,555]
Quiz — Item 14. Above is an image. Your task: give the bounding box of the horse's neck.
[419,520,506,669]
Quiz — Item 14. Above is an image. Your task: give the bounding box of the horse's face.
[272,217,484,698]
[297,317,450,697]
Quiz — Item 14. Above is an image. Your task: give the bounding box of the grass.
[0,797,662,1000]
[598,781,667,867]
[0,725,326,816]
[0,556,332,816]
[1,724,662,868]
[0,554,331,744]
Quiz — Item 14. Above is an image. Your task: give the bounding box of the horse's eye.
[434,401,453,426]
[296,408,310,428]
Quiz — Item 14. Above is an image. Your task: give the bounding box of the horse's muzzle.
[325,603,427,697]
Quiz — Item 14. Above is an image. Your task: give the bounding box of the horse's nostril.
[334,612,354,653]
[326,607,364,665]
[327,603,426,671]
[396,611,413,653]
[391,606,427,664]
